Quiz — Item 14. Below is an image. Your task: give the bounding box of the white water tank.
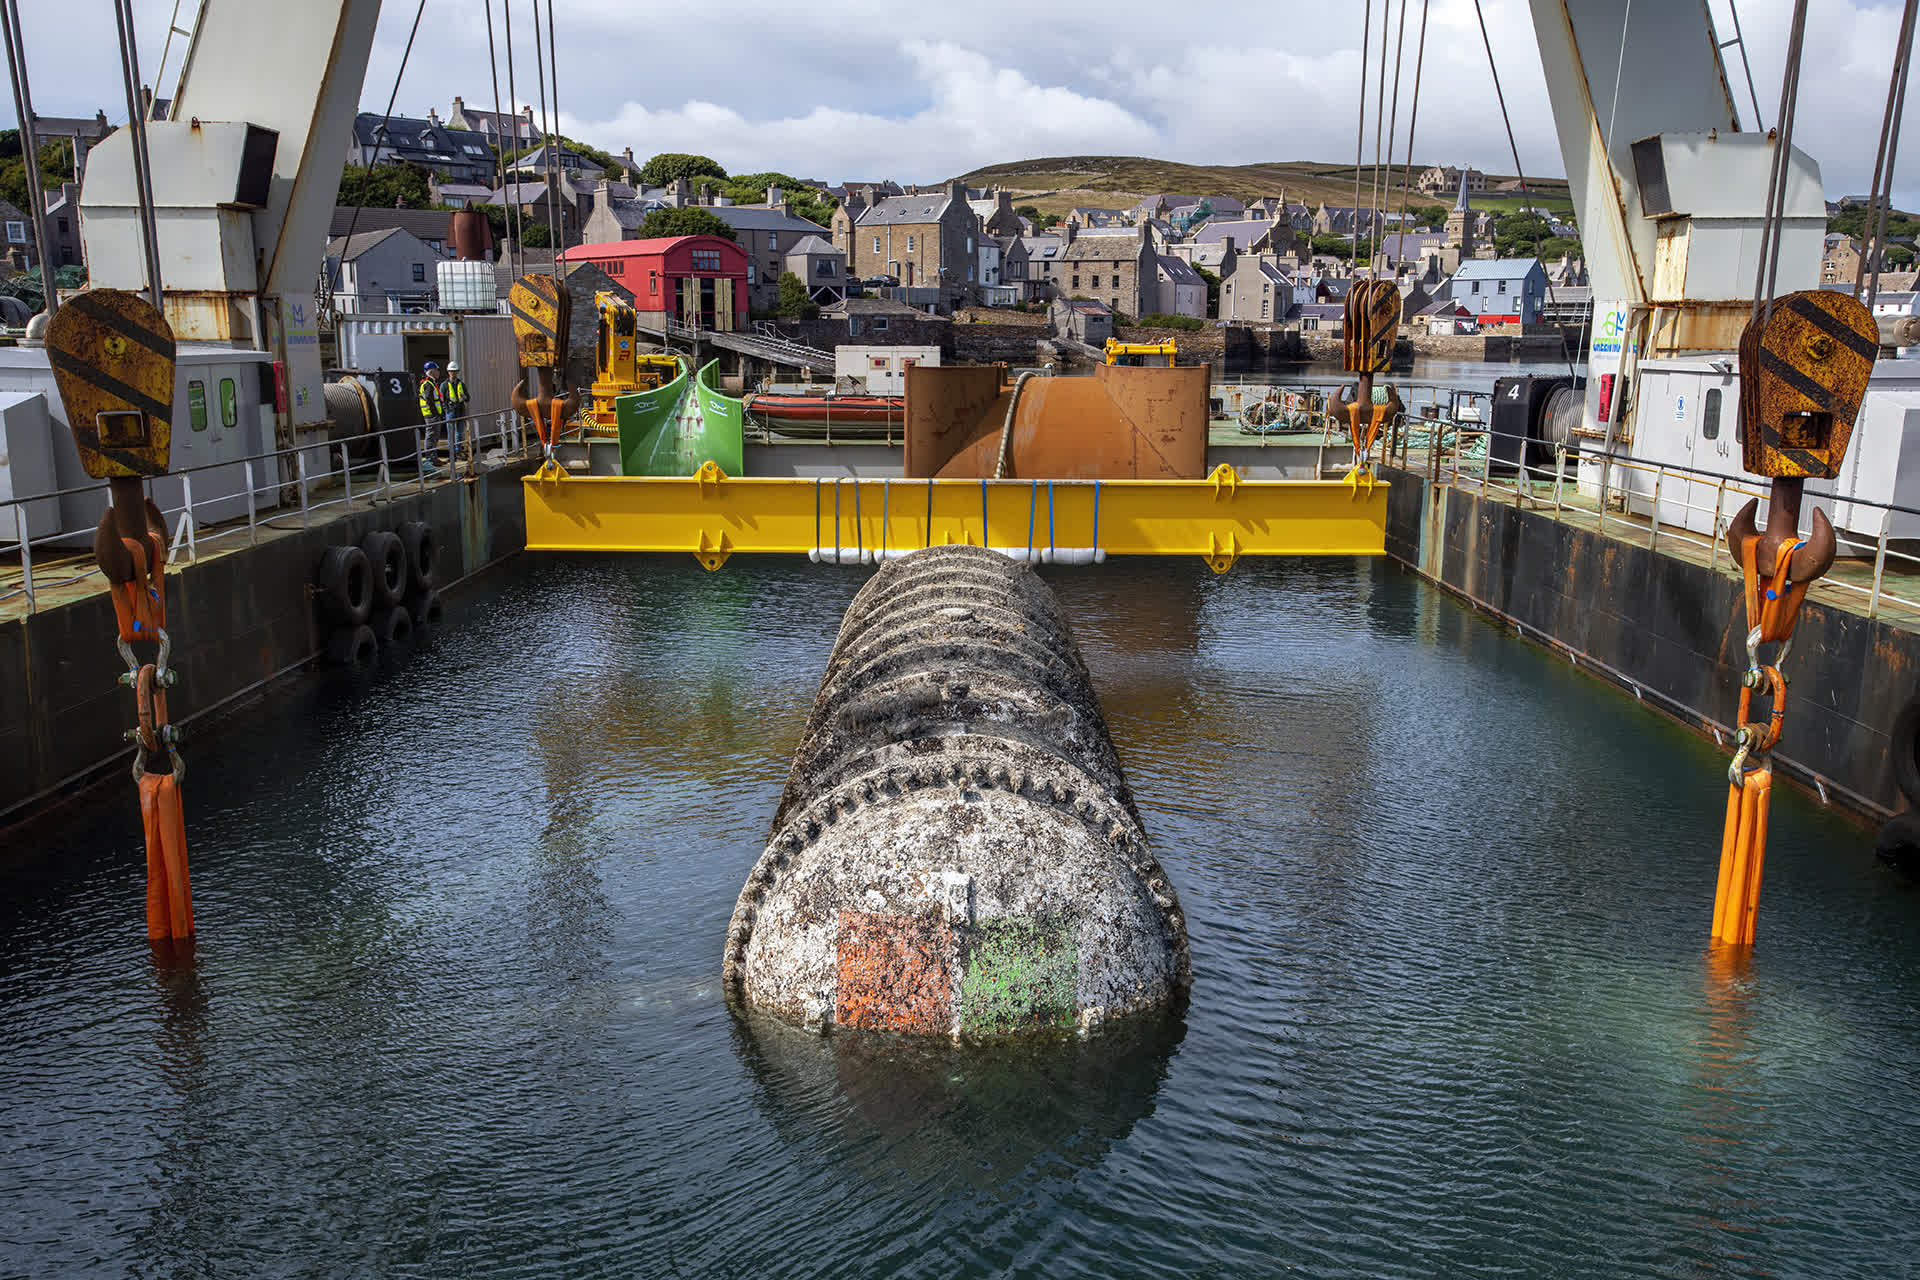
[437,260,496,312]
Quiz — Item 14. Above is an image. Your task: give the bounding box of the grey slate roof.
[1157,254,1202,284]
[1021,235,1065,261]
[1193,219,1280,247]
[704,205,834,236]
[786,234,839,255]
[1062,235,1148,263]
[352,113,493,167]
[326,226,409,261]
[855,194,951,226]
[328,207,456,246]
[1453,257,1544,281]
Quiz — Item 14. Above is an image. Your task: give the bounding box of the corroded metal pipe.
[723,544,1191,1036]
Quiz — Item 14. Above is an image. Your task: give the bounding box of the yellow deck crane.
[586,292,682,436]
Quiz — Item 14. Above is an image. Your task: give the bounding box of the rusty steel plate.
[1737,289,1877,480]
[45,289,177,478]
[510,273,569,368]
[1343,279,1401,375]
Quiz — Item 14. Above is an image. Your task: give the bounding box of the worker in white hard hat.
[443,360,472,468]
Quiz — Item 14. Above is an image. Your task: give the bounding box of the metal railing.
[0,409,532,614]
[1397,413,1920,622]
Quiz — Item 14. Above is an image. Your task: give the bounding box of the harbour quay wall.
[0,461,536,826]
[1380,464,1916,821]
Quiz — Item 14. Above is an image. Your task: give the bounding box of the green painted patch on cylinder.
[956,916,1078,1034]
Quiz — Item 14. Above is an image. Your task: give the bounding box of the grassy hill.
[957,155,1572,218]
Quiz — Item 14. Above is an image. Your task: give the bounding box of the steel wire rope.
[1364,0,1393,275]
[1470,0,1577,383]
[530,0,563,285]
[1394,0,1432,238]
[503,0,527,272]
[1752,0,1810,327]
[327,0,430,301]
[545,0,563,288]
[1855,0,1918,308]
[484,0,518,283]
[1351,0,1372,268]
[1371,0,1409,278]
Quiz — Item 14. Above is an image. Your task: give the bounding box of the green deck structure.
[614,358,745,477]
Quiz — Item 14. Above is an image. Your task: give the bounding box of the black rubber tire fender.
[325,622,377,666]
[370,605,412,647]
[1874,812,1920,872]
[1890,694,1920,806]
[361,530,406,611]
[399,520,436,593]
[316,545,372,626]
[405,588,445,627]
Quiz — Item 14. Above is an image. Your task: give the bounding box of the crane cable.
[1854,0,1919,310]
[1751,0,1810,328]
[1470,0,1579,384]
[1393,0,1432,245]
[1369,0,1409,277]
[1364,0,1394,274]
[483,0,519,284]
[530,0,563,287]
[326,0,430,303]
[545,0,564,289]
[502,0,528,274]
[1351,0,1371,269]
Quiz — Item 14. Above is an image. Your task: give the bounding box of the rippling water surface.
[3,554,1916,1278]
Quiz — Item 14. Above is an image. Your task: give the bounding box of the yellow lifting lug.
[534,457,568,483]
[696,528,734,571]
[1206,462,1240,501]
[1342,463,1377,498]
[695,460,729,494]
[1204,530,1241,575]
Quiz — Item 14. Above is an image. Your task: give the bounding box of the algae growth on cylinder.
[723,545,1191,1035]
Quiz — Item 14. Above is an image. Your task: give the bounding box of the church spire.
[1454,170,1472,212]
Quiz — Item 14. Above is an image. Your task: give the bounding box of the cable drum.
[725,545,1190,1037]
[1542,384,1582,452]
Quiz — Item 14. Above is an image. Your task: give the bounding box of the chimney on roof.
[767,184,783,206]
[698,183,712,206]
[948,178,967,204]
[623,146,634,163]
[451,96,463,113]
[1061,222,1076,245]
[779,199,793,219]
[428,107,440,125]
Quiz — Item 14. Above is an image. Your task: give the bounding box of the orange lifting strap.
[1710,538,1806,949]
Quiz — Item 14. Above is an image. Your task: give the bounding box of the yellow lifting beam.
[522,463,1387,571]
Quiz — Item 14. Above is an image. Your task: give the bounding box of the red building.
[560,235,750,332]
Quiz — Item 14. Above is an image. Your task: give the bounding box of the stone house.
[702,196,837,311]
[347,111,495,184]
[1019,233,1067,299]
[42,183,81,269]
[0,196,33,268]
[1221,255,1293,324]
[968,188,1026,238]
[1192,218,1293,257]
[784,234,847,305]
[1450,257,1548,326]
[447,98,541,150]
[1417,165,1488,195]
[323,226,446,314]
[1823,234,1864,285]
[1154,254,1207,319]
[1060,230,1156,319]
[329,206,459,257]
[841,181,981,310]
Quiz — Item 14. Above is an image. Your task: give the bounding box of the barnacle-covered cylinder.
[723,544,1190,1036]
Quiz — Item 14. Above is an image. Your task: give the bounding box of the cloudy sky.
[8,0,1919,205]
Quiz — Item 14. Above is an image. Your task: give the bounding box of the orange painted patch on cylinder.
[834,911,953,1033]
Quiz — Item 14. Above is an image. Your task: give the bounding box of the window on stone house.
[873,318,888,332]
[4,221,22,243]
[768,232,778,251]
[1072,275,1080,289]
[57,217,68,233]
[1471,281,1481,294]
[412,263,426,282]
[1261,299,1269,319]
[906,234,915,252]
[873,236,881,253]
[1498,280,1508,294]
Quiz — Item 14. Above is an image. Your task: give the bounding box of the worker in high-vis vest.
[417,361,447,474]
[443,361,472,464]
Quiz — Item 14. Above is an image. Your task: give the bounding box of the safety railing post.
[244,459,258,546]
[1870,508,1892,619]
[1481,430,1494,494]
[418,430,429,492]
[19,526,34,613]
[378,432,392,504]
[1649,465,1664,554]
[296,449,310,528]
[340,444,352,512]
[183,472,197,562]
[1710,478,1727,570]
